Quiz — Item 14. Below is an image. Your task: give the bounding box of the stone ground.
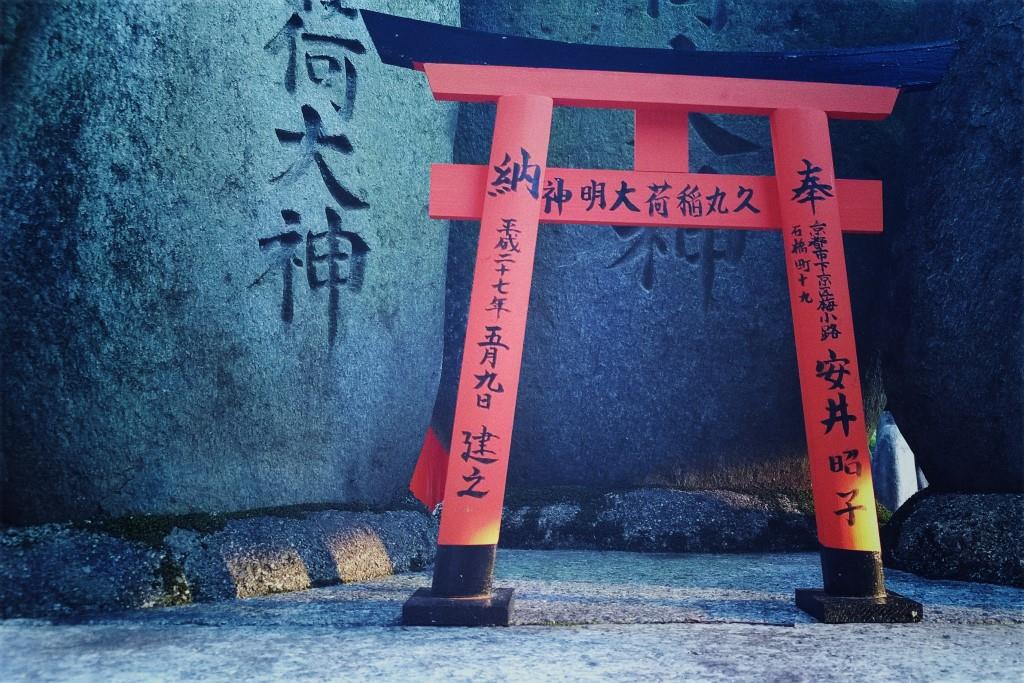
[2,550,1021,681]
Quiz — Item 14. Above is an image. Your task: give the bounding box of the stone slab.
[2,550,1023,681]
[881,0,1023,493]
[41,549,1024,628]
[2,621,1022,682]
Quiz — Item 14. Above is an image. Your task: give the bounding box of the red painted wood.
[429,164,883,233]
[771,108,881,553]
[634,108,689,172]
[409,427,448,511]
[423,64,900,120]
[437,95,553,547]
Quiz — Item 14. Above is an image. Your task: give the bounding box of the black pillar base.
[432,544,497,597]
[796,589,923,623]
[401,587,515,626]
[818,546,886,597]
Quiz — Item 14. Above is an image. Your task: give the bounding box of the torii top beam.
[362,11,955,120]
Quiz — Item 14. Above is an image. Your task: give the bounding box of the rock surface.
[881,0,1024,492]
[0,0,458,524]
[871,411,921,511]
[501,488,817,552]
[3,550,1023,681]
[0,525,170,619]
[0,507,437,617]
[166,509,436,601]
[884,490,1024,587]
[434,0,927,491]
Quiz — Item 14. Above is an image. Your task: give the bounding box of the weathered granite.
[501,488,817,552]
[884,490,1024,587]
[0,524,173,619]
[0,0,458,524]
[165,509,437,601]
[3,550,1023,681]
[0,507,437,617]
[434,0,930,491]
[882,0,1024,492]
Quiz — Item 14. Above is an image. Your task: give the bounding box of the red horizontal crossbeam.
[422,64,899,120]
[430,164,883,233]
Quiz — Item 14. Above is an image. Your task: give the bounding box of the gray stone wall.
[882,0,1023,492]
[0,0,458,524]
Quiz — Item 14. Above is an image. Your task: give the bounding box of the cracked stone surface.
[2,550,1022,680]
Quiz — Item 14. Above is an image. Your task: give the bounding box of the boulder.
[0,507,437,616]
[435,0,926,490]
[165,509,436,601]
[0,524,172,618]
[500,488,817,552]
[882,0,1024,492]
[0,0,458,524]
[883,490,1024,587]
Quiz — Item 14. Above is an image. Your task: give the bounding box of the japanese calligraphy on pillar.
[250,0,370,348]
[438,96,552,547]
[772,107,880,553]
[455,156,537,500]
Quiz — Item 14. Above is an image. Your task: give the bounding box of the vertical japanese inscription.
[458,211,522,498]
[792,176,870,539]
[451,144,542,499]
[771,107,879,553]
[438,95,553,547]
[252,1,370,348]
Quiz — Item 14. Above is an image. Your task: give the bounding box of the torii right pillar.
[771,107,920,622]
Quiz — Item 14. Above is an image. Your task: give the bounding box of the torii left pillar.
[403,94,552,626]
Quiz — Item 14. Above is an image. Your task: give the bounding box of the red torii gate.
[364,12,954,626]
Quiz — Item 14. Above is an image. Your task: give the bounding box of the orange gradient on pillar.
[771,108,880,552]
[437,95,553,547]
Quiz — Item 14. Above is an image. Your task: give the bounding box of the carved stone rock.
[0,0,458,523]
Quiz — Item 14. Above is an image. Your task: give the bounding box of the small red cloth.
[409,426,448,511]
